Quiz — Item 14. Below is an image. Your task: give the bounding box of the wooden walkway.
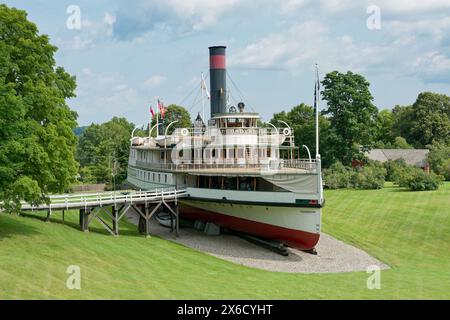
[18,189,188,237]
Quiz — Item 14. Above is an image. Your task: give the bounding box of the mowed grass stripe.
[0,183,449,299]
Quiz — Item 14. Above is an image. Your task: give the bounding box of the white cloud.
[415,51,450,83]
[55,35,94,50]
[280,0,310,14]
[375,0,450,14]
[72,69,139,123]
[230,0,450,84]
[113,0,242,39]
[103,12,116,36]
[104,12,116,26]
[230,21,328,70]
[144,75,167,88]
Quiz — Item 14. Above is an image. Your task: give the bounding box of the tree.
[321,71,378,165]
[76,117,134,186]
[409,92,450,147]
[151,104,192,136]
[0,5,78,211]
[391,105,414,144]
[374,109,394,146]
[392,136,413,149]
[270,103,334,167]
[427,139,450,180]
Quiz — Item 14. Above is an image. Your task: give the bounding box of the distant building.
[366,149,430,171]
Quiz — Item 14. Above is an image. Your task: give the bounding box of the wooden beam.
[95,215,115,236]
[112,206,118,236]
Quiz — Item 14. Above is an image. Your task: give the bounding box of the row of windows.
[136,148,278,162]
[136,169,170,184]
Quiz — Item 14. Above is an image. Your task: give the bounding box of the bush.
[384,158,408,182]
[324,162,386,190]
[351,164,386,189]
[427,140,450,181]
[323,162,352,189]
[395,167,444,191]
[392,164,444,191]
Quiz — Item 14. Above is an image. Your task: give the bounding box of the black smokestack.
[209,46,227,116]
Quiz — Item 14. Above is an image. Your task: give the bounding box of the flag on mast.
[157,98,166,119]
[150,105,155,119]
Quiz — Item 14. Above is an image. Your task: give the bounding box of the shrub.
[323,162,352,189]
[393,166,444,191]
[427,140,450,181]
[324,162,386,190]
[384,158,408,182]
[351,164,386,189]
[399,168,444,191]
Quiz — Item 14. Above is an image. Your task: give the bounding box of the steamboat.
[127,46,323,251]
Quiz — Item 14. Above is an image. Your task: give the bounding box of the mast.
[315,64,320,158]
[201,72,205,122]
[156,98,159,137]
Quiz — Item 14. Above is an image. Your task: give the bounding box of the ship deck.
[132,161,316,176]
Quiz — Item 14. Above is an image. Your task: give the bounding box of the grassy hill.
[0,183,449,299]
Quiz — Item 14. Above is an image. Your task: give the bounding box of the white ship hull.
[180,188,321,250]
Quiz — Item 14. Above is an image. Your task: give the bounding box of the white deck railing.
[15,188,187,211]
[134,159,317,172]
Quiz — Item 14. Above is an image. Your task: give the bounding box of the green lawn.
[1,183,449,299]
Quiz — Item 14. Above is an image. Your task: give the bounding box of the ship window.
[158,174,161,182]
[165,175,167,183]
[153,173,155,181]
[212,149,216,158]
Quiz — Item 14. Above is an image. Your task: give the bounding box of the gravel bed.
[125,212,389,273]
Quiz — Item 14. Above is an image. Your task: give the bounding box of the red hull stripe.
[210,55,226,69]
[179,203,320,250]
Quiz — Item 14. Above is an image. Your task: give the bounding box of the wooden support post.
[79,208,89,232]
[45,209,51,222]
[138,213,146,235]
[175,204,179,237]
[144,206,150,237]
[112,206,119,236]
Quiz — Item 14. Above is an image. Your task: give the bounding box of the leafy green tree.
[270,103,334,166]
[76,117,134,186]
[152,104,192,136]
[391,105,414,143]
[321,71,378,165]
[0,5,78,211]
[427,139,450,180]
[374,109,394,146]
[392,136,413,149]
[409,92,450,147]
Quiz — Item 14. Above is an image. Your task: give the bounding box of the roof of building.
[366,149,429,167]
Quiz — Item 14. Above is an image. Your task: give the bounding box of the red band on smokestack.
[210,55,226,69]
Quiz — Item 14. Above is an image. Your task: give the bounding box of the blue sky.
[4,0,450,126]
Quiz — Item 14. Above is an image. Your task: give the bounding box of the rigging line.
[177,82,199,107]
[188,84,202,113]
[177,69,209,109]
[226,71,256,113]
